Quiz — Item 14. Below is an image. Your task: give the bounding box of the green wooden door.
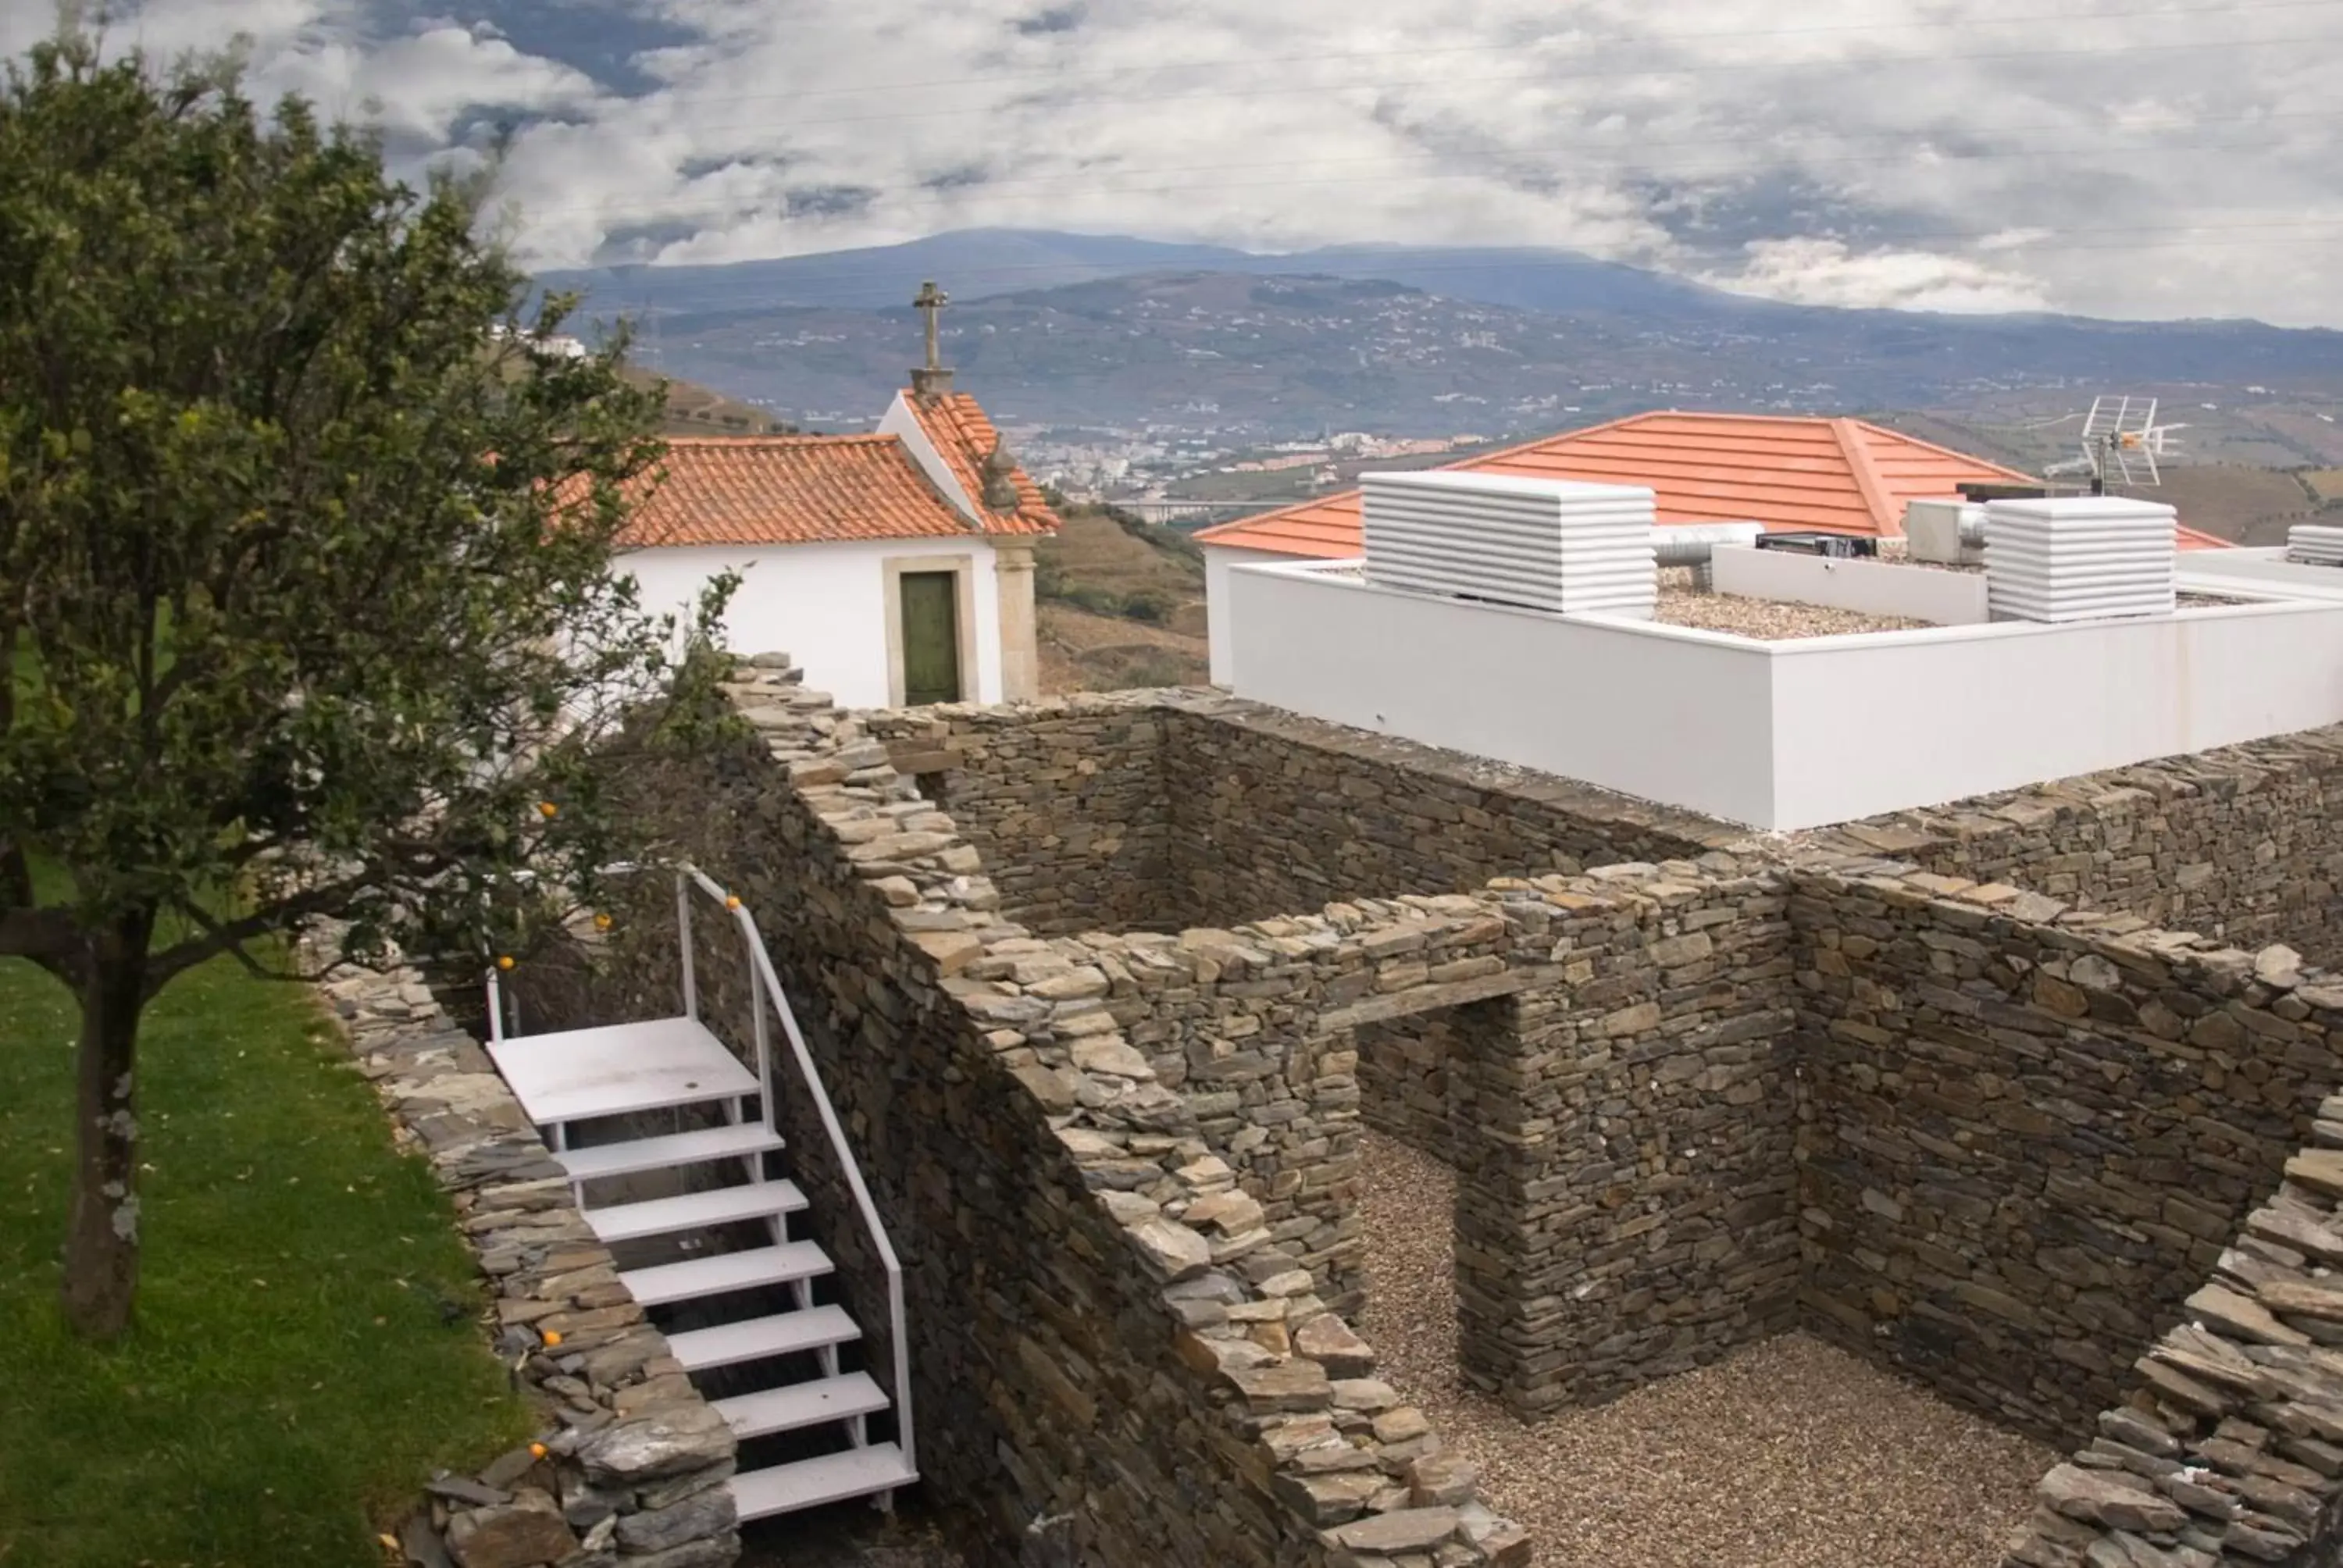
[900,571,961,705]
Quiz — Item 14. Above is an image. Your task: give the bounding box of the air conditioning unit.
[1985,497,2176,622]
[2288,523,2343,566]
[1361,471,1658,618]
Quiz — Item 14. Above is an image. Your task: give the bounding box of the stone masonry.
[2001,1113,2343,1566]
[310,928,740,1568]
[1156,702,1747,929]
[865,702,1175,934]
[573,680,2343,1565]
[870,692,1746,935]
[1806,729,2343,967]
[887,694,2343,975]
[1454,864,1802,1415]
[1790,868,2343,1445]
[579,657,1533,1568]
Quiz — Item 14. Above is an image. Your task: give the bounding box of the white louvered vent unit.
[2288,524,2343,566]
[1984,497,2177,623]
[1361,471,1658,618]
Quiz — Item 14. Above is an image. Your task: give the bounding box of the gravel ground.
[1652,568,1932,639]
[736,1499,969,1567]
[1353,1131,2056,1567]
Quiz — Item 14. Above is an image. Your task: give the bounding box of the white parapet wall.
[1204,543,1308,686]
[1222,557,2343,832]
[1225,561,1778,824]
[1709,546,1990,625]
[1765,601,2343,825]
[2178,548,2343,602]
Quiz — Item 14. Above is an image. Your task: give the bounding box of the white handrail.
[680,866,915,1480]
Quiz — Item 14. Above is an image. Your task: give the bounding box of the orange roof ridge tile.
[1830,417,1903,537]
[899,388,1058,537]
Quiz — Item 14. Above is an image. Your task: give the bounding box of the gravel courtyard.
[1354,1130,2056,1567]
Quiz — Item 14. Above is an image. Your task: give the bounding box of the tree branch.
[142,868,377,999]
[0,900,90,990]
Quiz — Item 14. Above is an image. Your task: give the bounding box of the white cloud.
[11,0,2343,324]
[1705,237,2052,314]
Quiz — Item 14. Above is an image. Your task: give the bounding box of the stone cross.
[913,280,949,373]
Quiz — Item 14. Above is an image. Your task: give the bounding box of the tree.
[0,31,726,1338]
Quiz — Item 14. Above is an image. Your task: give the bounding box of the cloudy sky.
[9,0,2343,324]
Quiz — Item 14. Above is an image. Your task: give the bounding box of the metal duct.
[1654,522,1765,589]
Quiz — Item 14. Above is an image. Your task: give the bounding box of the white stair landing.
[732,1443,916,1521]
[488,1017,758,1126]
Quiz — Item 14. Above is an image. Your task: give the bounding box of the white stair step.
[587,1181,806,1244]
[731,1442,917,1520]
[619,1241,832,1307]
[556,1124,783,1183]
[489,1017,758,1125]
[667,1305,862,1373]
[715,1372,890,1441]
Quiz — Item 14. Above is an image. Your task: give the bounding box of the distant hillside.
[619,365,791,436]
[537,232,2343,451]
[536,226,1757,320]
[1035,506,1207,693]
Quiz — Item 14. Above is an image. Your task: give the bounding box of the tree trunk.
[61,911,153,1340]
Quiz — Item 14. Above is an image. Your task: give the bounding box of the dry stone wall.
[1355,1014,1470,1164]
[1808,727,2343,966]
[868,692,1749,937]
[1032,894,1524,1321]
[1005,860,1808,1422]
[1791,863,2343,1445]
[1159,702,1749,930]
[866,702,1175,934]
[311,930,741,1568]
[587,657,1532,1568]
[547,678,2343,1564]
[2001,1113,2343,1567]
[1453,864,1803,1416]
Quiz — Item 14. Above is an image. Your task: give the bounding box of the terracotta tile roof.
[1195,412,2231,556]
[900,391,1060,536]
[612,425,1052,548]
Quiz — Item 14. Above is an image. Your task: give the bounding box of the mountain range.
[533,230,2343,451]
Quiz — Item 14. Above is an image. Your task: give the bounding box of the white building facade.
[616,383,1053,710]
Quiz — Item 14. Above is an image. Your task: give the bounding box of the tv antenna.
[2038,394,2185,493]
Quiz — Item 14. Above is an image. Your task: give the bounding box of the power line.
[640,0,2343,109]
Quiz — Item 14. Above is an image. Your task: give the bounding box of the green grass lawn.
[0,950,532,1566]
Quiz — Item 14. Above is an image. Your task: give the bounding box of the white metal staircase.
[483,868,915,1521]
